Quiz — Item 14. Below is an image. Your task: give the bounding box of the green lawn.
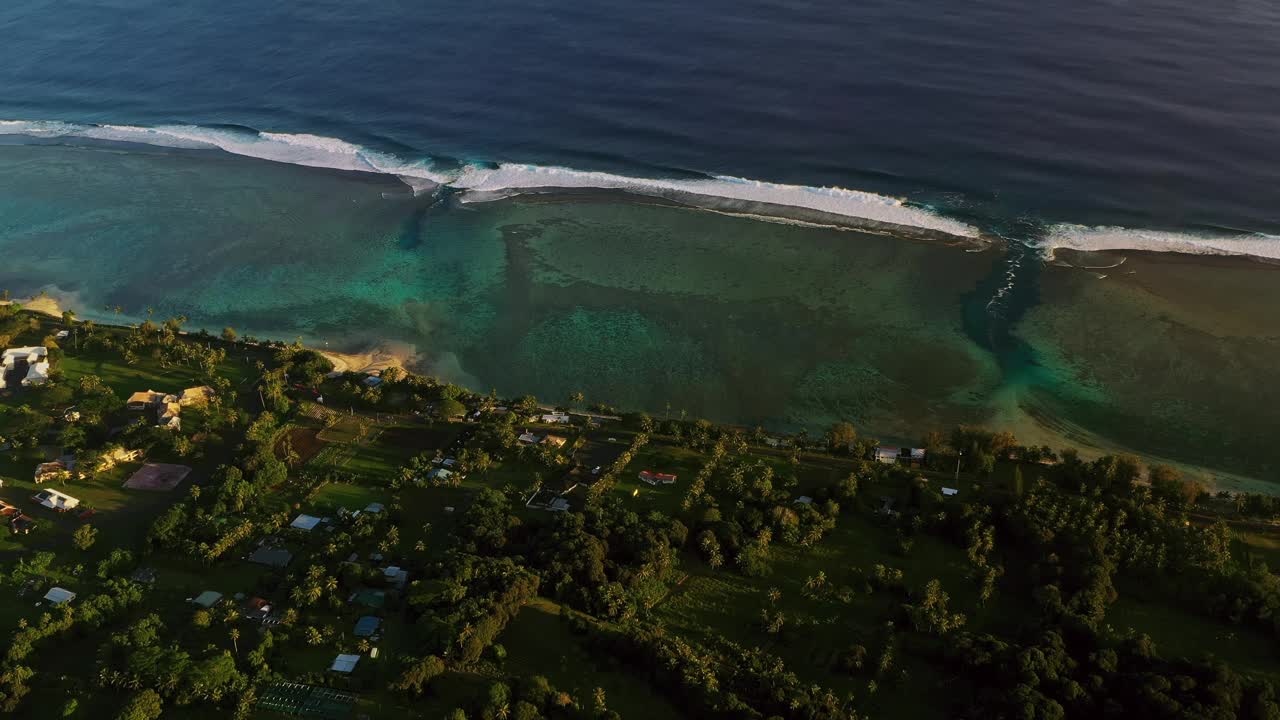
[1234,529,1280,571]
[500,597,685,719]
[310,482,387,515]
[1107,596,1280,678]
[58,341,260,401]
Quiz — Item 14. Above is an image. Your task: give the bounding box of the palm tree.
[229,628,240,655]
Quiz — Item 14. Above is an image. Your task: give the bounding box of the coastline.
[0,295,64,318]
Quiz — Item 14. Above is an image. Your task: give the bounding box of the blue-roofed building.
[354,615,381,637]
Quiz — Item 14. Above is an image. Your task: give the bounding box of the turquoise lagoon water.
[0,143,1002,435]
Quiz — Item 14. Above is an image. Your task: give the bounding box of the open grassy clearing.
[1107,595,1280,678]
[500,597,685,719]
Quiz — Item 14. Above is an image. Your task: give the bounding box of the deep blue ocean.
[1,0,1278,242]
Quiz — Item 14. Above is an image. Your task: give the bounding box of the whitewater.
[2,119,1277,260]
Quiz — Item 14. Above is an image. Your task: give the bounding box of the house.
[0,501,18,517]
[243,597,273,621]
[354,616,381,638]
[130,567,158,584]
[794,495,814,505]
[32,489,79,511]
[158,402,182,430]
[525,488,571,512]
[33,461,70,484]
[126,390,166,411]
[179,386,216,406]
[875,446,901,464]
[0,347,50,389]
[10,515,36,534]
[290,514,323,531]
[382,566,409,589]
[542,435,568,448]
[362,375,383,388]
[350,589,386,609]
[517,431,542,445]
[875,446,926,465]
[191,590,223,608]
[941,487,959,497]
[540,412,570,424]
[248,546,293,568]
[638,471,677,485]
[363,502,384,514]
[43,587,76,605]
[425,467,453,483]
[330,654,361,673]
[98,447,143,472]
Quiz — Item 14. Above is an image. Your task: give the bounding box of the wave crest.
[0,118,979,239]
[451,163,979,238]
[1043,224,1280,260]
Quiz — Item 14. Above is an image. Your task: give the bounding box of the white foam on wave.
[0,118,981,236]
[1043,224,1280,260]
[0,119,451,189]
[451,163,979,238]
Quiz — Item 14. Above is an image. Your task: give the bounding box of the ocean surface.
[1,0,1278,480]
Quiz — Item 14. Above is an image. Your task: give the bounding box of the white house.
[32,488,79,511]
[0,347,50,389]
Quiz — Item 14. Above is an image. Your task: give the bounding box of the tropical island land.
[1,298,1279,719]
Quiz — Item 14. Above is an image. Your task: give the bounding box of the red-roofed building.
[638,471,678,486]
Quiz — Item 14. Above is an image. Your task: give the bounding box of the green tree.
[221,327,237,344]
[438,397,466,420]
[73,525,98,551]
[392,655,447,697]
[115,689,163,720]
[826,421,858,453]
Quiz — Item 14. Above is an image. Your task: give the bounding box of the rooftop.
[330,654,360,673]
[43,587,76,605]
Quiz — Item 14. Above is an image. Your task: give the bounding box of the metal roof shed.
[44,587,76,605]
[330,654,360,673]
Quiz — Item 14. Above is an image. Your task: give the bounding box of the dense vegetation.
[0,299,1279,719]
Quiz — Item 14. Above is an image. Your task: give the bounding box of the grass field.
[317,415,368,444]
[1107,595,1280,678]
[500,597,685,719]
[310,482,387,514]
[1234,528,1280,570]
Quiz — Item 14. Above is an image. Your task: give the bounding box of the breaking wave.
[0,118,977,239]
[6,118,1280,257]
[450,163,980,238]
[0,119,451,191]
[1042,223,1280,260]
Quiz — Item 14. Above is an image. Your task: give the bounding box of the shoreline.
[6,292,1280,495]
